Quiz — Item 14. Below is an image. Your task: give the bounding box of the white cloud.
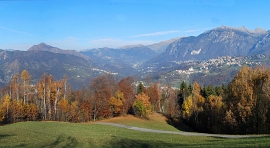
[130,28,211,38]
[130,30,180,38]
[0,26,35,37]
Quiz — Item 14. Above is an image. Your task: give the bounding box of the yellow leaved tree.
[109,91,124,116]
[182,96,193,119]
[132,93,153,117]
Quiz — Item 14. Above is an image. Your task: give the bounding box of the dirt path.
[95,122,267,138]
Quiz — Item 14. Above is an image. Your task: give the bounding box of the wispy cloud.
[0,26,35,37]
[130,27,211,38]
[130,30,180,38]
[183,27,211,33]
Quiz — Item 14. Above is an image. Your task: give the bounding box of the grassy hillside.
[0,118,270,147]
[101,113,194,132]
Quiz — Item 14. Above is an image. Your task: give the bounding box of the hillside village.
[175,54,266,75]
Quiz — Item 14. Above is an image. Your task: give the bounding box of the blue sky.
[0,0,269,51]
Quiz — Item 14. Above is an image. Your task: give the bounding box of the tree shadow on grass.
[0,134,13,139]
[99,137,184,148]
[102,136,270,148]
[164,115,195,132]
[0,134,28,147]
[43,134,78,148]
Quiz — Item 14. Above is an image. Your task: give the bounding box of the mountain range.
[142,26,270,72]
[1,26,270,88]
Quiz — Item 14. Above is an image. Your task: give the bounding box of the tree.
[24,103,38,121]
[166,89,180,118]
[137,82,144,94]
[68,101,79,122]
[52,80,64,120]
[2,94,11,121]
[11,73,20,101]
[224,109,238,133]
[0,110,4,123]
[203,95,224,133]
[145,82,160,112]
[179,81,189,111]
[250,67,270,133]
[90,75,112,121]
[161,84,175,113]
[191,81,205,123]
[118,77,135,115]
[109,91,124,116]
[58,99,69,121]
[105,74,118,96]
[215,85,225,96]
[224,66,270,134]
[182,96,193,119]
[180,81,189,99]
[9,100,24,123]
[81,99,92,122]
[225,66,254,133]
[38,73,48,120]
[203,85,216,99]
[132,93,153,117]
[20,70,31,104]
[62,75,68,100]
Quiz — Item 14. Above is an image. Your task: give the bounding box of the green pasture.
[0,121,269,147]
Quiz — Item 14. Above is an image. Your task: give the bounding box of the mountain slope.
[143,26,269,71]
[147,38,179,54]
[0,50,102,89]
[249,30,270,55]
[28,43,89,60]
[82,46,157,65]
[81,45,158,72]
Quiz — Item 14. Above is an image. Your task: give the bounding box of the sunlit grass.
[101,113,182,132]
[0,121,269,147]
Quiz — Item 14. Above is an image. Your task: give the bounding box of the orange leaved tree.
[132,93,153,117]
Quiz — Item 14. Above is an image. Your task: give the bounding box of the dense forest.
[1,66,270,134]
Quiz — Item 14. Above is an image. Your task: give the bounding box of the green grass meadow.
[0,121,270,148]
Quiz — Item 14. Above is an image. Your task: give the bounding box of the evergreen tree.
[137,82,144,94]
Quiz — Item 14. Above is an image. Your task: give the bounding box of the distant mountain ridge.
[0,49,96,89]
[147,38,179,53]
[1,26,270,88]
[28,43,89,60]
[143,26,270,70]
[80,45,158,68]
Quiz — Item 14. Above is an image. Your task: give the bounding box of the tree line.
[180,66,270,134]
[1,66,270,134]
[0,70,178,124]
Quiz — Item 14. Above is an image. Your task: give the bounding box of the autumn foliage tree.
[109,91,124,116]
[20,70,31,104]
[118,76,135,115]
[132,93,153,117]
[2,67,270,134]
[182,96,193,119]
[90,75,112,121]
[144,82,160,112]
[224,66,270,134]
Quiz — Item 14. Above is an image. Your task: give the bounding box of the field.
[101,113,195,132]
[0,114,270,147]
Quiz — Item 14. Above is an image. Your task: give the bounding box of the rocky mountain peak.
[28,43,89,60]
[211,26,267,35]
[148,26,270,64]
[28,43,60,52]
